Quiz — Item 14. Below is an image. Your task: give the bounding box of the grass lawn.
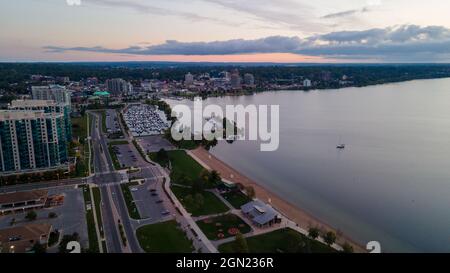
[196,214,251,241]
[108,144,126,170]
[171,186,229,217]
[72,115,88,141]
[70,115,91,178]
[149,152,169,167]
[101,110,107,133]
[218,228,335,253]
[92,187,104,238]
[136,220,193,253]
[120,183,141,220]
[109,140,129,145]
[80,185,100,253]
[221,191,252,209]
[168,150,205,183]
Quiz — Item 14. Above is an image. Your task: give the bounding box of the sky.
[2,0,450,62]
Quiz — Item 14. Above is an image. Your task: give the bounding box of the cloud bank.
[45,25,450,62]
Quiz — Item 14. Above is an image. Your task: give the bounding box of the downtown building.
[9,100,72,142]
[106,78,133,96]
[0,111,68,174]
[31,85,71,105]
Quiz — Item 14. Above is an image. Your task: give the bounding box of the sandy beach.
[189,147,366,253]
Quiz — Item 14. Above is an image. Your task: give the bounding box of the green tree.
[245,186,256,199]
[324,231,337,246]
[156,148,169,166]
[31,243,47,253]
[194,193,204,209]
[342,242,354,253]
[25,211,37,221]
[233,232,249,253]
[308,227,320,239]
[208,170,221,186]
[184,195,195,209]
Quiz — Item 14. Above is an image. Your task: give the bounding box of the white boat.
[337,144,346,149]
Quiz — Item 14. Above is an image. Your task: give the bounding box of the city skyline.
[2,0,450,62]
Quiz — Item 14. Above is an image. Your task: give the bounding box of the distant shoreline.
[167,76,450,101]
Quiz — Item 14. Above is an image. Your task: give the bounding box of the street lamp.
[9,245,15,253]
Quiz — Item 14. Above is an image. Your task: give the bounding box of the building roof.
[93,91,110,97]
[0,190,48,205]
[0,110,63,121]
[0,110,46,121]
[241,200,279,226]
[10,99,56,108]
[0,223,52,253]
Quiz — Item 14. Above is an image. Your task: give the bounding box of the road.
[90,112,142,253]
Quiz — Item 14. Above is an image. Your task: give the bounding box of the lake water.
[166,78,450,253]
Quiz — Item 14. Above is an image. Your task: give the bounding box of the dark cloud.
[45,25,450,62]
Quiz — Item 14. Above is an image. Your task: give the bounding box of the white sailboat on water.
[337,136,346,149]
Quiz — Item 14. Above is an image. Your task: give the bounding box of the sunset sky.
[2,0,450,62]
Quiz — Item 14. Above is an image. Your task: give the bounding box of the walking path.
[162,174,218,253]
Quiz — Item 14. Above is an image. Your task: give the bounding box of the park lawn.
[120,183,141,220]
[109,140,129,145]
[168,150,204,183]
[221,191,252,209]
[218,228,335,253]
[171,186,229,217]
[101,110,107,133]
[72,115,88,140]
[149,152,169,167]
[108,144,127,170]
[196,214,252,241]
[166,150,217,189]
[136,221,193,253]
[70,115,90,178]
[80,185,100,253]
[92,187,104,238]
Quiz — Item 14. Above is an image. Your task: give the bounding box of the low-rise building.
[0,223,52,253]
[0,190,48,215]
[241,200,281,228]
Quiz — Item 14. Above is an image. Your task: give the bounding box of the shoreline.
[189,147,366,253]
[164,76,450,101]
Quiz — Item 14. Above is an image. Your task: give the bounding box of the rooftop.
[10,99,56,108]
[0,190,48,205]
[0,110,63,121]
[0,223,52,253]
[241,200,280,226]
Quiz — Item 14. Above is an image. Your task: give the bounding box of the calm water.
[166,78,450,252]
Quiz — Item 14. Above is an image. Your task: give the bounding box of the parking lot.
[0,186,89,250]
[129,180,169,221]
[113,144,146,168]
[105,109,122,137]
[123,104,170,137]
[135,135,175,153]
